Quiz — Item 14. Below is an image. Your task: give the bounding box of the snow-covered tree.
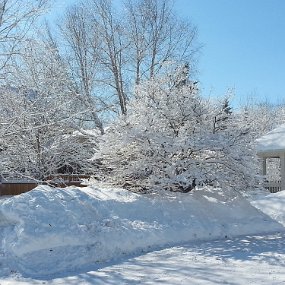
[0,39,97,180]
[125,0,199,83]
[60,0,200,116]
[237,101,285,185]
[60,7,106,131]
[0,0,50,74]
[95,70,260,193]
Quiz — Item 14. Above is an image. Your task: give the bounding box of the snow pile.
[256,124,285,153]
[0,185,284,277]
[251,190,285,227]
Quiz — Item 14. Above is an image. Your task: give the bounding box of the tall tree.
[60,0,200,116]
[60,6,105,132]
[125,0,199,83]
[61,0,128,117]
[90,0,128,115]
[0,0,50,74]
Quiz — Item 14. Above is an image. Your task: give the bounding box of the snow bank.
[0,185,283,277]
[251,190,285,227]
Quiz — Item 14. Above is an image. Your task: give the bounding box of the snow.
[251,190,285,227]
[0,184,285,284]
[256,124,285,153]
[1,234,285,284]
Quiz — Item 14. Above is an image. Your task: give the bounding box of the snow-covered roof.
[256,124,285,154]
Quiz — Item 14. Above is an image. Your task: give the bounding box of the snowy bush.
[95,70,260,193]
[0,87,98,180]
[0,40,99,180]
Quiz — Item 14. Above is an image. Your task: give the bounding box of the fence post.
[280,154,285,191]
[262,157,267,176]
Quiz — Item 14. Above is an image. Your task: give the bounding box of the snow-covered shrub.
[0,39,99,180]
[95,72,260,193]
[0,87,97,179]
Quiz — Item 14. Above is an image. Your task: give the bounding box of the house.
[256,124,285,192]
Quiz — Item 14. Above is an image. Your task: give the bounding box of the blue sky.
[175,0,285,106]
[50,0,285,106]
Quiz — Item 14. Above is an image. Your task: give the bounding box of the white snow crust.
[0,185,283,278]
[256,124,285,153]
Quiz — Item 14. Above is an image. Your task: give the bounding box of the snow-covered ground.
[1,233,285,285]
[0,184,285,284]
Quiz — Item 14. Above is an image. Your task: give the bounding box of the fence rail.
[264,180,281,193]
[0,183,37,196]
[0,174,90,196]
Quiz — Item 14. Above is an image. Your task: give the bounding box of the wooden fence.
[0,183,37,196]
[0,174,90,196]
